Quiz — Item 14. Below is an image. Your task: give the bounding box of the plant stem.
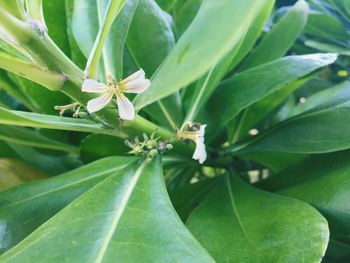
[0,8,32,43]
[0,51,66,90]
[0,11,183,150]
[26,0,47,31]
[0,0,25,19]
[85,0,126,79]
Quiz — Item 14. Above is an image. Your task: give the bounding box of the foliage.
[0,0,349,262]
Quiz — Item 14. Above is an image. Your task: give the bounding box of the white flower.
[178,124,207,164]
[82,69,151,120]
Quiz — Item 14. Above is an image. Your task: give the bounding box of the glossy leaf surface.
[0,156,136,253]
[1,157,214,262]
[187,174,329,263]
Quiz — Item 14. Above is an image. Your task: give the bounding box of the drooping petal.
[119,69,151,94]
[116,93,135,120]
[82,79,111,93]
[198,124,207,137]
[193,137,207,164]
[86,92,113,113]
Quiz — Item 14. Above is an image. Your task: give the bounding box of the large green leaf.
[203,53,337,130]
[0,156,136,253]
[239,0,309,70]
[1,157,214,262]
[134,0,270,109]
[262,150,350,261]
[187,174,329,262]
[271,151,350,239]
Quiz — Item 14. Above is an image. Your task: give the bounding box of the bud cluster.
[125,132,173,158]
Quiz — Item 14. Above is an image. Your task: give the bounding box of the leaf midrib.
[94,159,148,263]
[0,164,130,210]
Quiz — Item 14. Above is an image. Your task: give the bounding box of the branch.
[84,0,126,79]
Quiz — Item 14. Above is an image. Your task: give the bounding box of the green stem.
[96,0,113,81]
[0,51,66,90]
[85,0,126,79]
[0,8,32,43]
[0,0,25,19]
[0,11,186,152]
[26,0,47,31]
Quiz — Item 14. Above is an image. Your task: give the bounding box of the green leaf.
[64,0,87,69]
[0,156,136,253]
[203,53,337,130]
[126,0,183,129]
[0,125,78,153]
[169,177,216,221]
[187,174,329,262]
[1,157,214,262]
[183,36,244,124]
[72,0,133,80]
[232,82,350,154]
[233,75,312,143]
[0,159,48,191]
[156,0,177,12]
[43,0,71,56]
[127,0,175,75]
[106,0,138,81]
[172,0,202,37]
[305,40,350,56]
[5,144,81,175]
[226,0,275,71]
[239,0,309,70]
[273,151,350,239]
[134,0,271,109]
[84,0,127,79]
[80,134,129,163]
[0,70,34,111]
[0,107,125,137]
[305,12,349,44]
[9,75,70,115]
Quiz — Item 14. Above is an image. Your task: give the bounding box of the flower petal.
[193,137,207,164]
[120,69,145,83]
[86,92,113,113]
[198,124,207,137]
[119,69,151,94]
[116,93,135,120]
[82,79,111,93]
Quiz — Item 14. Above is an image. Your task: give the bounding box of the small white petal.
[193,137,207,164]
[116,93,135,120]
[198,124,207,137]
[86,92,113,113]
[121,69,145,83]
[119,69,150,94]
[82,79,111,93]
